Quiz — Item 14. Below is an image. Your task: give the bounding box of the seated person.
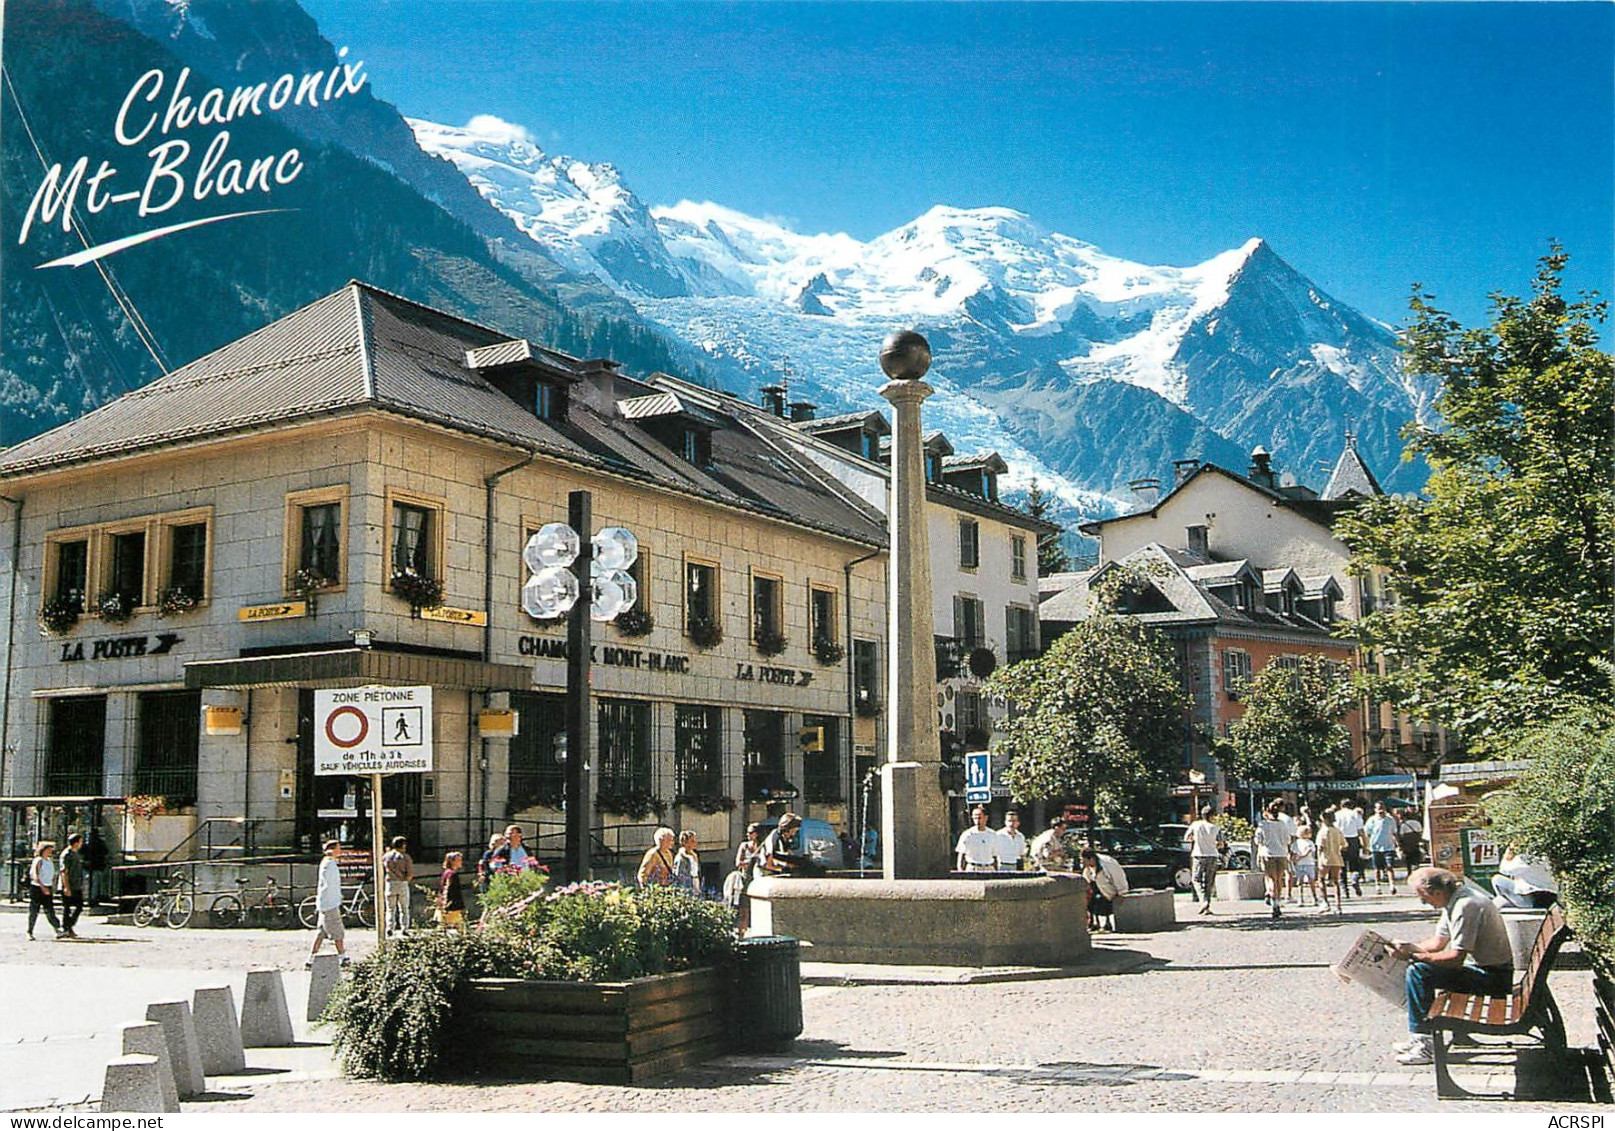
[760,813,820,875]
[1491,846,1558,909]
[1079,847,1129,932]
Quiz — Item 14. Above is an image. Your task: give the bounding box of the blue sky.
[302,1,1611,328]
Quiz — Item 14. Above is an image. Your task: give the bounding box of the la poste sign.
[313,685,433,775]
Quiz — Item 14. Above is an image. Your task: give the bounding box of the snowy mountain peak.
[408,113,1432,505]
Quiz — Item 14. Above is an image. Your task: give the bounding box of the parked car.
[753,817,846,871]
[1159,822,1254,871]
[1084,827,1193,892]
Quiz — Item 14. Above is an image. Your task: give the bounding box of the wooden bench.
[1425,904,1573,1099]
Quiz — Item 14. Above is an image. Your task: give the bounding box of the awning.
[185,648,532,691]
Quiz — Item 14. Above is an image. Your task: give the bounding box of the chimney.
[788,400,817,422]
[578,357,620,404]
[760,383,787,417]
[1186,524,1209,560]
[1172,458,1200,487]
[1128,477,1161,507]
[1248,446,1275,487]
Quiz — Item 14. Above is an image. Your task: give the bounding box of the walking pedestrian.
[1275,800,1299,902]
[382,835,414,934]
[57,833,87,938]
[1186,805,1223,914]
[307,840,347,965]
[476,833,506,892]
[954,805,999,872]
[637,827,677,887]
[1394,807,1424,878]
[1335,797,1366,896]
[996,809,1028,871]
[673,830,702,895]
[1255,803,1291,919]
[1317,809,1347,912]
[1364,802,1398,895]
[85,830,109,906]
[1291,824,1321,907]
[26,841,63,940]
[437,851,466,931]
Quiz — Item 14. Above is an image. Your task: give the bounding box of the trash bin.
[724,935,803,1051]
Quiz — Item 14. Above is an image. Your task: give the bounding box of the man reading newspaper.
[1387,866,1513,1066]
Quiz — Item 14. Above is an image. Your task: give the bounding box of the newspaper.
[1332,929,1409,1006]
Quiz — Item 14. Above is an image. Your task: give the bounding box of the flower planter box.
[446,966,724,1084]
[122,813,198,859]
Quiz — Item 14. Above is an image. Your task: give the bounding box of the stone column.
[878,331,951,879]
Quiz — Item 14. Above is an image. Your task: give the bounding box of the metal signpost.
[314,684,434,947]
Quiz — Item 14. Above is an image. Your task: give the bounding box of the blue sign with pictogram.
[965,751,991,804]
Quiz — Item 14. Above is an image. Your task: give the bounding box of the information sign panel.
[964,750,991,804]
[313,685,433,775]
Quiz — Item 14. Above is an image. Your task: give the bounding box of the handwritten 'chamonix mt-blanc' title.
[19,50,368,268]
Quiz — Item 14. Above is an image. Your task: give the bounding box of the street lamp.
[521,492,640,880]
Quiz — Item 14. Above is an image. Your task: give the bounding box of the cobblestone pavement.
[1,892,1602,1114]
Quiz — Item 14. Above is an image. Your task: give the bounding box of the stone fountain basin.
[746,872,1091,967]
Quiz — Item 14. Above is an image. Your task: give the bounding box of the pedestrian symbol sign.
[965,751,991,803]
[314,685,434,775]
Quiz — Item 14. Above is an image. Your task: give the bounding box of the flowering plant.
[390,568,443,611]
[96,591,135,623]
[125,794,167,819]
[157,586,198,616]
[613,607,654,637]
[812,634,845,664]
[39,593,83,636]
[755,628,788,657]
[686,613,722,648]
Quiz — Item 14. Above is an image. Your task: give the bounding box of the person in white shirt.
[1079,848,1129,931]
[307,839,347,965]
[1186,805,1224,915]
[996,809,1028,872]
[26,841,62,941]
[1491,846,1558,909]
[1334,797,1367,896]
[1275,800,1300,902]
[954,805,999,872]
[1029,816,1073,872]
[1394,808,1424,877]
[1290,824,1321,907]
[1255,803,1292,920]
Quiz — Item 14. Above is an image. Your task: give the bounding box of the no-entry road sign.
[313,685,434,775]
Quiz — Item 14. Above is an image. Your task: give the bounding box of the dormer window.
[682,428,711,467]
[927,453,944,483]
[536,381,567,422]
[862,430,878,460]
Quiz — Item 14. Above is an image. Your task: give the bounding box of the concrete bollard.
[145,999,206,1098]
[120,1021,180,1112]
[240,968,296,1047]
[307,953,342,1022]
[192,985,247,1075]
[100,1054,165,1113]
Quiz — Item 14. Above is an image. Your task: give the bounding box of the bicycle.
[209,875,292,928]
[298,883,374,930]
[132,872,194,929]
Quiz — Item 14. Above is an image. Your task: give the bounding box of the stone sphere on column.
[879,330,931,382]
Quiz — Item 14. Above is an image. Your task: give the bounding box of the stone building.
[1063,441,1448,778]
[0,282,889,875]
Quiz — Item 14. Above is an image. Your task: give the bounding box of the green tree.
[1022,478,1070,575]
[1335,247,1614,749]
[986,576,1187,822]
[1222,655,1356,795]
[1486,696,1615,973]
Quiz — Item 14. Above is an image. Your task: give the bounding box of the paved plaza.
[0,890,1604,1114]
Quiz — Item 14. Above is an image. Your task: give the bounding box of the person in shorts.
[1291,824,1321,907]
[307,840,347,965]
[437,851,467,931]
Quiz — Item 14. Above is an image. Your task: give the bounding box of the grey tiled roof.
[794,410,889,435]
[1322,441,1385,499]
[0,282,886,548]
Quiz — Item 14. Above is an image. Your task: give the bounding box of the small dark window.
[680,429,711,466]
[300,503,342,582]
[686,561,718,632]
[811,588,837,646]
[392,502,433,577]
[1011,536,1027,581]
[953,595,985,648]
[536,382,568,421]
[753,575,782,646]
[54,540,87,606]
[135,690,201,806]
[674,705,723,798]
[853,640,880,710]
[108,531,146,607]
[168,523,207,600]
[959,518,980,569]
